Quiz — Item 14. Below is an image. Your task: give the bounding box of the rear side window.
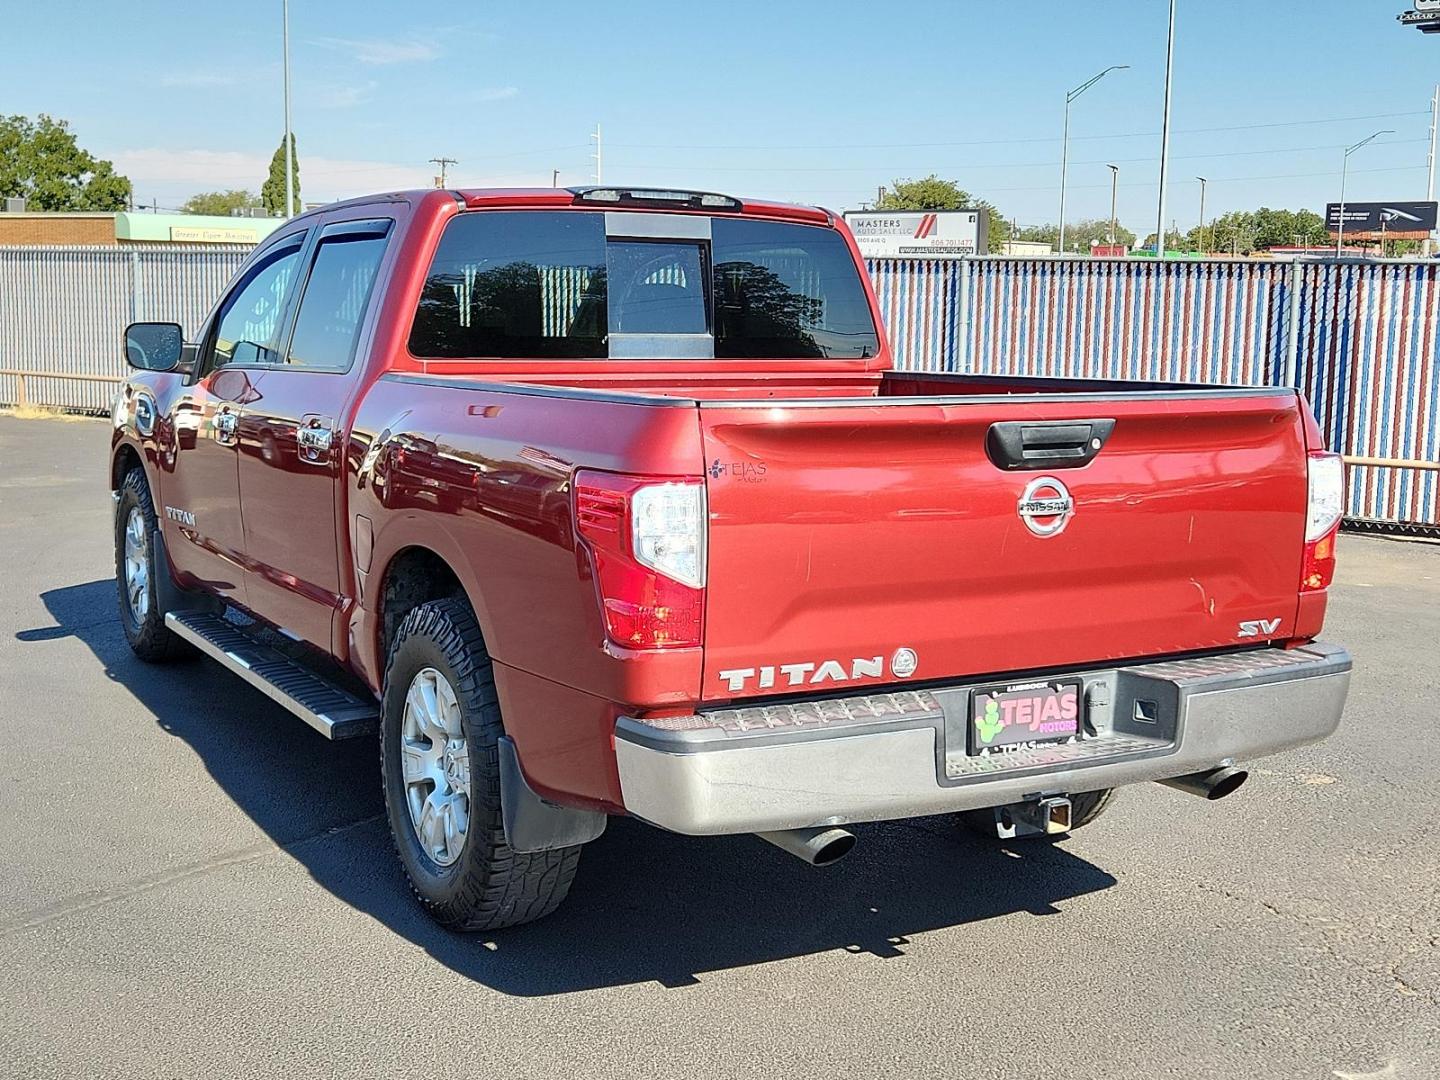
[408,210,878,360]
[285,234,388,371]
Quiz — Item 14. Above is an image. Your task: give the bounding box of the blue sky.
[5,0,1438,233]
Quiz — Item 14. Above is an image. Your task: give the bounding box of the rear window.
[408,210,878,360]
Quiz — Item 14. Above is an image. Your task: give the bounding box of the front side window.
[208,237,304,371]
[285,234,388,371]
[408,210,878,360]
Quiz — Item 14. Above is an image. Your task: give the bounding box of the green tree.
[1141,228,1188,253]
[877,175,1011,254]
[1017,219,1137,253]
[0,114,131,211]
[1185,207,1329,254]
[181,189,263,216]
[261,134,300,216]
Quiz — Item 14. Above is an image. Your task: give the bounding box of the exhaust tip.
[1158,766,1250,801]
[756,826,857,867]
[1204,767,1249,801]
[810,829,857,866]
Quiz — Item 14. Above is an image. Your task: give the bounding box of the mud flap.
[498,736,607,853]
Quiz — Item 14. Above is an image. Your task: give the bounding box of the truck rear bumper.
[613,643,1351,835]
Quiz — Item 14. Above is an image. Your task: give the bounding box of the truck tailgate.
[699,391,1309,702]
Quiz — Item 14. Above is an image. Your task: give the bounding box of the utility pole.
[1107,164,1119,246]
[1426,85,1438,258]
[429,157,458,187]
[1059,65,1129,253]
[1337,129,1393,256]
[552,169,560,188]
[877,185,886,207]
[591,124,603,184]
[282,0,293,219]
[1196,175,1208,253]
[1154,0,1177,260]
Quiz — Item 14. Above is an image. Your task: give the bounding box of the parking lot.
[1,411,1437,1079]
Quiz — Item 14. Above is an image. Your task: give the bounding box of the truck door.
[158,229,308,607]
[235,217,393,653]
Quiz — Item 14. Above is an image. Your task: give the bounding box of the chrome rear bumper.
[614,643,1351,835]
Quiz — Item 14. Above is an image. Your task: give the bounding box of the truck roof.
[307,186,828,227]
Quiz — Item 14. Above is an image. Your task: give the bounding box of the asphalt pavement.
[1,413,1436,1080]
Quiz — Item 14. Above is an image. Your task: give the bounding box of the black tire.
[380,597,582,931]
[960,788,1118,838]
[114,467,189,663]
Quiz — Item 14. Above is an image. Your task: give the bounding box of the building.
[0,209,283,247]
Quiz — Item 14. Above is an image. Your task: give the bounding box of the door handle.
[215,410,238,445]
[297,422,335,464]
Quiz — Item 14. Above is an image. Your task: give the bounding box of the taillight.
[574,471,706,649]
[1302,451,1344,592]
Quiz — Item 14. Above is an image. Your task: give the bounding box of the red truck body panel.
[110,187,1340,816]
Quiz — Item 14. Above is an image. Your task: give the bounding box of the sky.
[4,0,1439,235]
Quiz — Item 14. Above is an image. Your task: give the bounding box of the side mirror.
[124,322,185,372]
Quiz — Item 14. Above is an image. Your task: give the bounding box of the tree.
[1017,219,1137,253]
[1141,228,1187,253]
[0,114,131,211]
[877,175,1011,254]
[181,189,263,216]
[1185,207,1329,254]
[261,134,300,216]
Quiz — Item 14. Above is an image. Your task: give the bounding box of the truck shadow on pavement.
[25,579,1119,997]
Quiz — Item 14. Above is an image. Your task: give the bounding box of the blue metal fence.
[870,257,1440,530]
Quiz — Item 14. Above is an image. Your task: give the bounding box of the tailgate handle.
[986,419,1116,471]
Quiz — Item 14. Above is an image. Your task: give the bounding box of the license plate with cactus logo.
[968,680,1082,755]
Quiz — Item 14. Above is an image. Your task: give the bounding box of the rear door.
[235,217,392,651]
[159,230,307,605]
[698,390,1309,702]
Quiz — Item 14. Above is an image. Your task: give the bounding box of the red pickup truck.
[111,186,1352,931]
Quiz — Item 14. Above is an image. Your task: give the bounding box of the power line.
[607,110,1430,152]
[612,139,1429,175]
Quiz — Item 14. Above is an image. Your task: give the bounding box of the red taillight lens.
[1302,451,1344,592]
[574,471,705,650]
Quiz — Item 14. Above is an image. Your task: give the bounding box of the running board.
[165,611,379,740]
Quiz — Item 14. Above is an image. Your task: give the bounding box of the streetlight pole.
[1336,129,1394,257]
[282,0,292,219]
[1426,85,1438,258]
[1107,164,1119,246]
[1059,65,1129,253]
[1195,176,1207,253]
[1154,0,1177,259]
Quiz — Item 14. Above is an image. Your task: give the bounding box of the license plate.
[968,679,1082,755]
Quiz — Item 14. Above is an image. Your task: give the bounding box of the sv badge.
[1238,618,1282,639]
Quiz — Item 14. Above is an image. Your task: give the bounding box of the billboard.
[844,210,989,258]
[1325,201,1438,239]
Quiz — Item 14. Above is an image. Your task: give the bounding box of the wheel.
[960,788,1118,839]
[114,467,189,662]
[380,596,582,931]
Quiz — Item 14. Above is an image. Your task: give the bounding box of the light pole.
[1107,164,1119,246]
[1154,0,1177,259]
[1336,129,1394,256]
[1195,176,1207,253]
[282,0,292,218]
[1059,65,1129,253]
[1426,85,1438,258]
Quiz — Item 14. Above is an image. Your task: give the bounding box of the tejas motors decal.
[718,648,918,692]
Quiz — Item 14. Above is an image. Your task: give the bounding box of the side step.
[165,611,379,740]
